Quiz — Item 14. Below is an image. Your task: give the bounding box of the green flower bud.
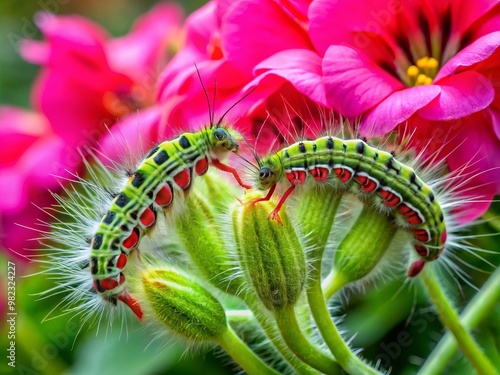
[142,268,227,341]
[232,192,306,311]
[333,203,396,284]
[176,174,244,296]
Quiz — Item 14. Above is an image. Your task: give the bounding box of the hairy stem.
[299,191,386,374]
[419,267,500,375]
[322,270,349,300]
[421,266,499,375]
[218,327,281,375]
[245,296,320,375]
[274,306,341,375]
[308,269,383,375]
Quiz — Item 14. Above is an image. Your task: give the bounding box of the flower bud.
[176,174,244,296]
[232,192,306,311]
[142,267,227,341]
[333,203,396,283]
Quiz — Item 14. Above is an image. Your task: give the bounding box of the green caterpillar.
[251,136,447,277]
[89,126,250,320]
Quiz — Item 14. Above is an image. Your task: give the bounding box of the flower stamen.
[406,56,439,86]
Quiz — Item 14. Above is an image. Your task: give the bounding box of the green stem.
[419,267,500,375]
[308,262,382,375]
[420,266,499,375]
[245,296,320,375]
[298,191,388,374]
[226,309,255,323]
[322,271,349,300]
[217,327,281,375]
[274,306,341,375]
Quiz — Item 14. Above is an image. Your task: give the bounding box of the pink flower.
[156,0,324,146]
[20,3,183,151]
[0,107,67,255]
[1,4,183,256]
[309,0,500,220]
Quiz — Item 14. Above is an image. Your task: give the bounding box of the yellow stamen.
[416,56,429,69]
[405,56,440,87]
[407,65,419,79]
[416,74,429,86]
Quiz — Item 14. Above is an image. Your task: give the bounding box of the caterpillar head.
[256,155,283,190]
[210,127,240,155]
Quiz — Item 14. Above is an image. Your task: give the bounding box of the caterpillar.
[250,136,447,277]
[89,125,251,320]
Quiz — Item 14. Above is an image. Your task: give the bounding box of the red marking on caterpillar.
[123,228,139,249]
[378,187,402,207]
[407,259,426,277]
[116,253,128,269]
[309,166,330,182]
[355,173,379,193]
[333,167,353,183]
[140,207,156,227]
[414,244,429,257]
[441,230,447,244]
[173,168,191,190]
[195,157,209,175]
[100,277,119,290]
[397,203,424,225]
[413,229,430,243]
[155,184,173,206]
[285,169,307,185]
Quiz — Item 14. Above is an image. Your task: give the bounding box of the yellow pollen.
[405,56,439,86]
[416,74,428,85]
[407,65,419,78]
[416,56,429,69]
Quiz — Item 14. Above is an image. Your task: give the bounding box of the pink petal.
[26,14,136,147]
[490,107,500,139]
[19,39,50,65]
[323,45,403,116]
[0,134,67,213]
[309,0,398,54]
[418,71,494,121]
[0,170,26,212]
[35,12,109,54]
[448,0,500,37]
[222,0,312,74]
[1,192,56,256]
[361,85,441,137]
[157,2,237,101]
[254,49,327,105]
[445,113,500,222]
[107,3,183,81]
[436,31,500,80]
[98,106,165,165]
[0,107,51,166]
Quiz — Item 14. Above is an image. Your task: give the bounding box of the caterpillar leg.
[249,184,277,206]
[268,185,296,226]
[211,159,251,189]
[118,293,144,321]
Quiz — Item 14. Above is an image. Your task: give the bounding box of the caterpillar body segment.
[90,127,250,319]
[252,136,447,277]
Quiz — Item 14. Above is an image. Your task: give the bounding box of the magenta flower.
[0,107,67,255]
[156,0,325,147]
[1,4,183,256]
[309,0,500,221]
[20,3,183,151]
